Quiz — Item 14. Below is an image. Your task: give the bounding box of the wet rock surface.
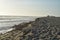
[0,16,60,40]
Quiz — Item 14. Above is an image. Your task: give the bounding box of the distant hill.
[0,16,60,40]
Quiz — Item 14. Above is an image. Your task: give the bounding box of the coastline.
[0,16,60,40]
[0,16,37,34]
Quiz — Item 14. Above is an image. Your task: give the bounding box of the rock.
[0,16,60,40]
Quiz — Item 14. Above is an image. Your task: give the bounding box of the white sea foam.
[0,28,14,34]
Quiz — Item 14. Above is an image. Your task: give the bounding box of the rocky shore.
[0,16,60,40]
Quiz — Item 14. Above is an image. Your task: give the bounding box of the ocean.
[0,16,37,33]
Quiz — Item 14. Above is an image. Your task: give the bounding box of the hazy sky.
[0,0,60,16]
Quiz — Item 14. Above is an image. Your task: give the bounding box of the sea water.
[0,16,37,33]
